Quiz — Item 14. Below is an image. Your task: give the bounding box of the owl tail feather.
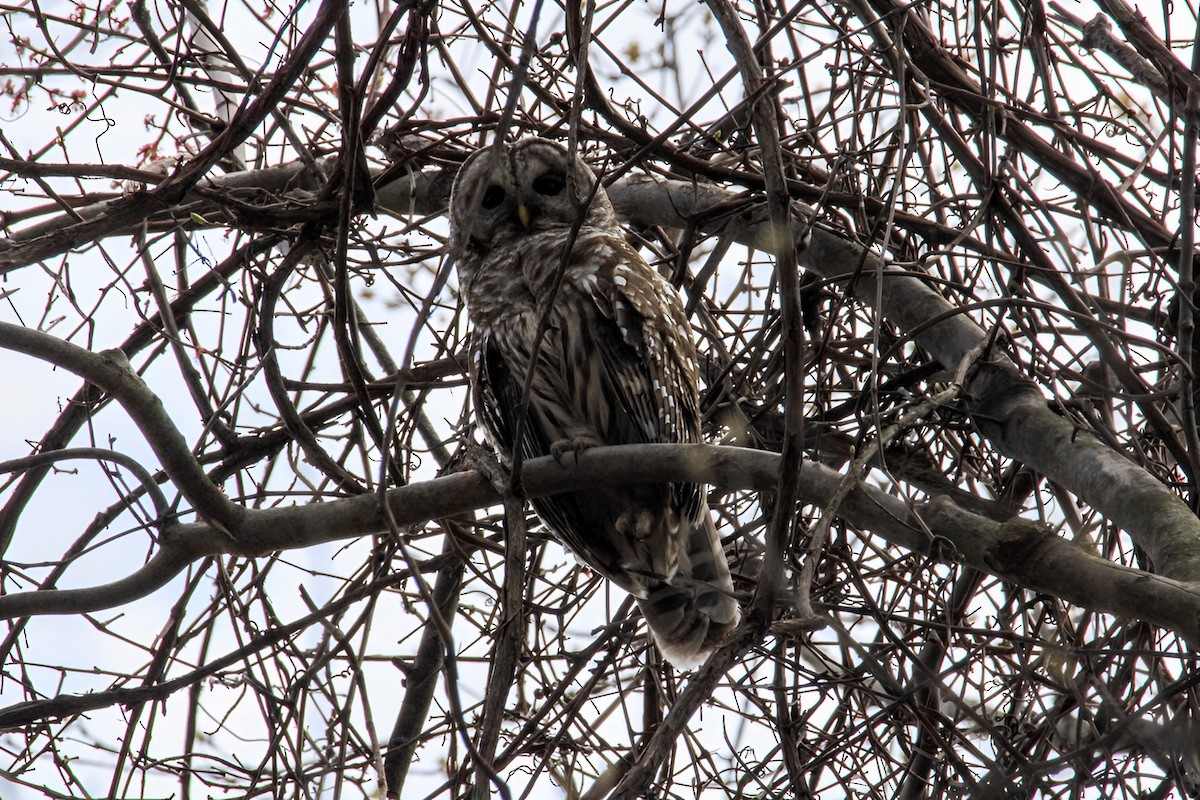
[636,512,741,669]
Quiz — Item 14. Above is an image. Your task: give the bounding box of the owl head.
[448,138,619,257]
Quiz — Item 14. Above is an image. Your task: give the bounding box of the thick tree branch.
[599,177,1200,583]
[1,444,1197,650]
[1090,0,1200,111]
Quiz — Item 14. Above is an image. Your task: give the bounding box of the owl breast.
[466,230,647,457]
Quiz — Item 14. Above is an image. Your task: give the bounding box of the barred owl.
[448,138,740,667]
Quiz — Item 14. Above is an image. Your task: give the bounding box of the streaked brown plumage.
[448,138,740,667]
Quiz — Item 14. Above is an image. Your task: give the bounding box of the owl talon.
[550,436,600,464]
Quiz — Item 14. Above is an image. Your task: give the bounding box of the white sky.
[1,0,1197,797]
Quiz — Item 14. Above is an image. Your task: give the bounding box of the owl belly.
[486,289,626,448]
[507,304,680,585]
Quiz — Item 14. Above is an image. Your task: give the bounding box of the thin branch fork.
[0,321,245,536]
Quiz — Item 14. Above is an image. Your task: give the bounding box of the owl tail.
[636,511,741,669]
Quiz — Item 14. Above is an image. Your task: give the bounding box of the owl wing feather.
[583,237,707,520]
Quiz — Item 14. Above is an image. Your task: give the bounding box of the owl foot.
[550,435,601,464]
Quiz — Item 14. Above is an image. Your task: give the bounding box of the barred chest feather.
[460,228,614,321]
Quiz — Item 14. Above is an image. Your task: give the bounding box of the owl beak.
[516,203,532,229]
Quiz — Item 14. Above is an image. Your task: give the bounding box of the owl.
[448,138,741,667]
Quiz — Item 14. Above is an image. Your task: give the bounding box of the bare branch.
[1,444,1196,650]
[0,322,244,534]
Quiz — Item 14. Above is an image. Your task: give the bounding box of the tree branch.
[0,0,345,272]
[1,444,1196,649]
[0,322,245,536]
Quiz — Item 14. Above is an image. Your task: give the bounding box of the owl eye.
[481,185,505,209]
[532,173,566,196]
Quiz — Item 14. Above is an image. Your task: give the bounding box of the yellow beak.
[517,203,531,228]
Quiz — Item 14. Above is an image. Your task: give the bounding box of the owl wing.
[581,237,707,517]
[588,242,700,439]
